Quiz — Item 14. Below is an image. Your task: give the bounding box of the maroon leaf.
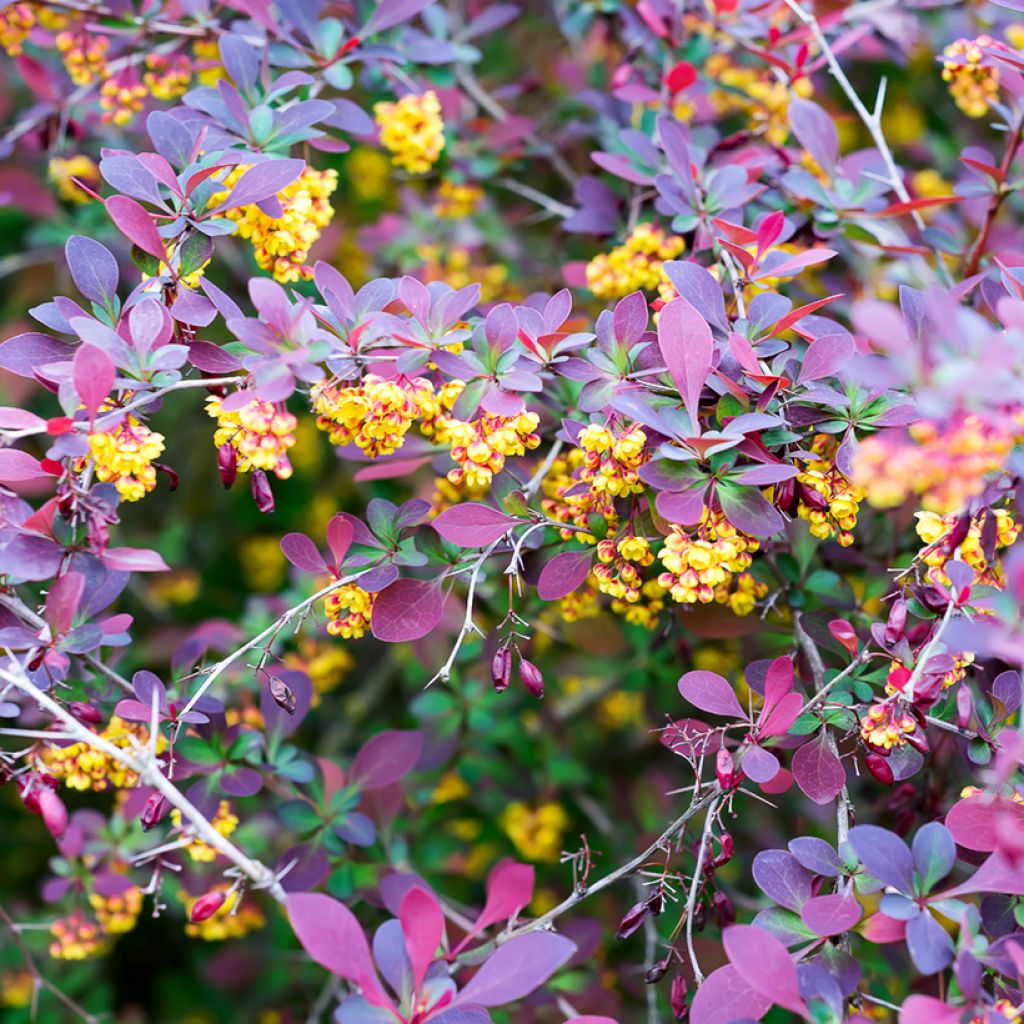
[106,195,167,260]
[757,692,803,738]
[537,550,593,600]
[351,729,423,789]
[44,572,84,635]
[433,503,519,547]
[722,924,809,1017]
[792,733,845,805]
[677,670,745,719]
[371,578,443,642]
[799,893,862,936]
[73,344,115,426]
[326,515,355,568]
[657,296,714,435]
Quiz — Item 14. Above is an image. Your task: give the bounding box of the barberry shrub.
[1,0,1024,1022]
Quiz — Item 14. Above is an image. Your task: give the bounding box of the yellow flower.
[0,4,34,56]
[171,800,239,862]
[49,154,100,203]
[184,888,265,941]
[207,395,297,479]
[445,410,541,490]
[585,224,685,300]
[0,970,34,1007]
[56,29,109,86]
[191,37,224,86]
[431,771,470,804]
[500,801,569,862]
[375,90,445,174]
[89,886,143,934]
[88,414,166,502]
[942,37,1000,118]
[324,582,375,639]
[433,179,484,218]
[39,716,165,791]
[49,913,109,960]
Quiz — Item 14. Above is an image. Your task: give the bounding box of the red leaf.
[722,924,809,1017]
[690,964,772,1024]
[106,195,167,260]
[326,515,354,569]
[370,578,444,642]
[73,344,116,427]
[665,60,697,94]
[400,887,445,992]
[769,293,844,338]
[658,296,714,435]
[944,795,1024,852]
[433,503,519,547]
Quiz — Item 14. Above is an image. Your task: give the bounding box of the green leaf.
[278,799,323,834]
[176,736,222,765]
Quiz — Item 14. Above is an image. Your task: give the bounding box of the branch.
[0,656,287,902]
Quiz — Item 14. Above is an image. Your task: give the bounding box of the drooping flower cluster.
[38,717,162,791]
[853,415,1016,515]
[915,508,1020,587]
[207,396,297,480]
[216,165,338,283]
[374,90,445,174]
[55,29,108,85]
[87,415,166,503]
[142,52,191,101]
[313,375,436,458]
[445,411,541,490]
[585,224,685,300]
[99,69,148,126]
[171,801,239,862]
[594,535,655,603]
[89,887,143,935]
[577,423,649,498]
[860,698,919,753]
[942,36,1000,118]
[324,583,375,639]
[433,179,483,218]
[0,4,34,56]
[49,913,109,960]
[542,448,618,542]
[657,512,764,613]
[794,435,863,547]
[500,801,569,863]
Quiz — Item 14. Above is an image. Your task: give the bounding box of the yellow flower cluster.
[313,374,436,458]
[39,716,163,791]
[860,699,917,752]
[284,638,354,703]
[542,448,618,542]
[100,71,148,126]
[594,535,654,602]
[49,913,109,960]
[374,90,445,174]
[500,801,569,863]
[657,512,763,613]
[796,436,863,547]
[0,3,34,56]
[430,473,490,516]
[171,800,239,862]
[184,888,265,941]
[853,416,1015,515]
[0,970,33,1008]
[942,37,1000,117]
[446,411,541,490]
[207,395,297,479]
[433,179,484,218]
[418,244,509,304]
[585,224,685,300]
[217,165,338,283]
[705,53,813,145]
[431,770,471,804]
[577,423,649,498]
[556,580,601,622]
[88,887,142,934]
[941,652,975,691]
[612,577,667,628]
[88,415,166,503]
[915,509,1020,587]
[143,53,192,101]
[191,37,224,87]
[324,582,375,639]
[56,29,108,85]
[49,154,100,203]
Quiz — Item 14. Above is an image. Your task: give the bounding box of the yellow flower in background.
[375,90,445,174]
[432,771,471,804]
[49,154,100,203]
[184,888,265,941]
[192,37,224,86]
[942,37,1000,118]
[171,801,239,862]
[586,224,685,300]
[89,886,142,934]
[0,970,33,1007]
[240,535,288,592]
[40,716,165,792]
[433,179,484,218]
[348,146,392,202]
[0,4,34,56]
[500,801,569,862]
[49,913,109,960]
[285,638,354,703]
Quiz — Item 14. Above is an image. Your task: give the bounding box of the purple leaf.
[898,996,963,1024]
[286,893,389,1006]
[657,296,713,435]
[0,449,51,485]
[752,850,813,912]
[847,826,915,893]
[912,823,955,893]
[788,837,843,877]
[690,964,772,1024]
[106,195,167,261]
[791,733,845,804]
[723,924,809,1017]
[742,744,780,783]
[797,334,854,385]
[677,670,745,719]
[732,464,799,486]
[0,333,75,378]
[351,730,423,789]
[44,572,84,635]
[474,859,534,935]
[210,159,305,213]
[102,547,170,573]
[655,486,708,525]
[363,0,434,34]
[758,692,803,738]
[456,932,575,1007]
[905,911,954,975]
[73,344,115,425]
[939,851,1024,898]
[799,894,862,937]
[371,579,443,642]
[399,887,445,993]
[716,483,784,537]
[789,97,839,175]
[433,504,518,547]
[65,236,118,306]
[537,550,593,600]
[945,795,1024,852]
[280,533,327,574]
